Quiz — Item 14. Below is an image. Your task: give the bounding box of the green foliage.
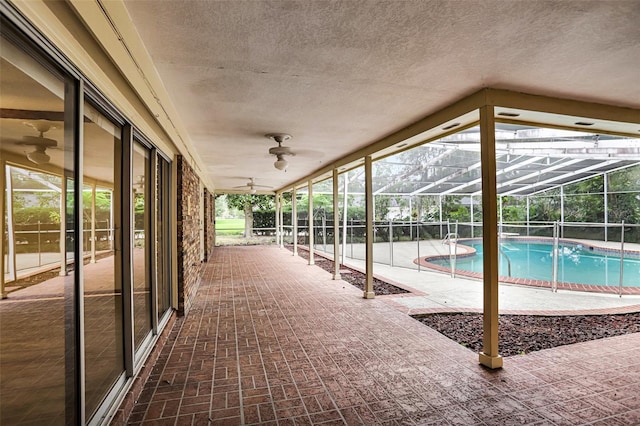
[215,194,227,217]
[225,194,275,237]
[375,195,391,220]
[501,196,526,222]
[447,205,470,222]
[529,190,561,222]
[439,196,469,222]
[226,194,275,212]
[347,206,365,221]
[606,168,640,224]
[252,211,275,231]
[13,206,60,225]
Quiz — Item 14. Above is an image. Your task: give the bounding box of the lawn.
[215,218,244,235]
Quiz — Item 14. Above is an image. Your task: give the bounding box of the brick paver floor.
[124,246,640,425]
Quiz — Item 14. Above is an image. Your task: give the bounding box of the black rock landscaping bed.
[285,245,408,295]
[413,312,640,357]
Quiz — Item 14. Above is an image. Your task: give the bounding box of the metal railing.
[293,218,639,295]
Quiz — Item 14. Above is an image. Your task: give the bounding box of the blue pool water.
[431,241,640,287]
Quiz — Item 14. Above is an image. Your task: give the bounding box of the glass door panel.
[0,33,76,424]
[133,142,151,348]
[83,102,124,419]
[156,157,171,317]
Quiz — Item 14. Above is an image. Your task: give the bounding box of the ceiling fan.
[233,177,271,194]
[15,121,58,165]
[266,133,294,171]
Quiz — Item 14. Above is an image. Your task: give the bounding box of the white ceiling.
[122,0,640,193]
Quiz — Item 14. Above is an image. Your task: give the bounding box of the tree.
[225,194,274,237]
[214,194,227,217]
[607,167,640,225]
[500,196,527,222]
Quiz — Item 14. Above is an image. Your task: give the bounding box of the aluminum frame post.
[560,185,565,238]
[341,172,348,265]
[292,187,298,256]
[526,196,530,237]
[308,181,314,265]
[604,173,608,242]
[332,169,341,280]
[364,156,375,299]
[279,193,285,248]
[275,192,280,246]
[389,218,393,267]
[439,195,443,239]
[470,195,474,238]
[552,221,559,292]
[619,220,625,297]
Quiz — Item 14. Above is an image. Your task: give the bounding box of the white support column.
[279,193,285,248]
[91,183,96,263]
[292,187,298,256]
[308,181,314,265]
[341,172,348,265]
[478,105,502,369]
[364,156,375,299]
[332,169,341,280]
[275,192,280,246]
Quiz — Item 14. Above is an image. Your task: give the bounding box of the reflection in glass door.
[83,102,124,420]
[157,157,171,317]
[133,142,152,348]
[0,32,77,424]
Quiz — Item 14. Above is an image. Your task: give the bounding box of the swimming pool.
[429,239,640,287]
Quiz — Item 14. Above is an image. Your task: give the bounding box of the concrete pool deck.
[307,239,640,316]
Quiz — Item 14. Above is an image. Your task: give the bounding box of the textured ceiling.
[122,0,640,192]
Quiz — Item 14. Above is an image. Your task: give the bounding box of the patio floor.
[120,245,640,425]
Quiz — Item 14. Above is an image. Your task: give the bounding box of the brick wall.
[176,155,202,316]
[203,188,215,261]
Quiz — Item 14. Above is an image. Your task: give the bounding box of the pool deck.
[311,238,640,316]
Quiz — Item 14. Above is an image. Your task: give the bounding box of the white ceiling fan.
[233,177,271,194]
[266,133,294,171]
[14,121,58,165]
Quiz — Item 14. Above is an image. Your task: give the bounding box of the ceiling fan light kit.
[26,146,50,165]
[233,177,271,194]
[266,133,294,171]
[274,155,288,171]
[15,121,58,165]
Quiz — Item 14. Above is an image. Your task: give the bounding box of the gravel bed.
[413,312,640,357]
[286,246,408,295]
